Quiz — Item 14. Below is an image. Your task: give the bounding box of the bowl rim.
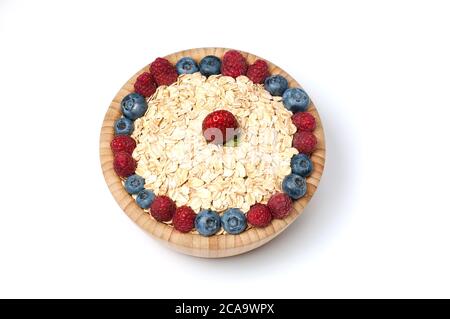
[99,47,326,258]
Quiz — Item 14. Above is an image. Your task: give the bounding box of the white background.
[1,0,449,298]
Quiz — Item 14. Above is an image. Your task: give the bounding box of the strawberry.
[202,110,239,144]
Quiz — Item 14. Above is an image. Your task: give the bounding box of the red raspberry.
[293,131,317,154]
[110,135,136,155]
[246,59,269,84]
[134,72,157,97]
[221,50,248,78]
[247,203,272,228]
[149,57,178,86]
[150,195,176,222]
[113,151,137,178]
[267,193,293,219]
[292,112,316,132]
[202,110,239,144]
[173,206,196,233]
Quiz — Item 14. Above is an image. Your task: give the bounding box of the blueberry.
[199,55,221,77]
[291,154,313,177]
[121,93,148,120]
[114,117,134,135]
[195,209,221,236]
[176,57,199,75]
[135,189,155,209]
[124,174,145,194]
[264,75,288,96]
[221,208,247,235]
[282,173,307,199]
[282,88,310,113]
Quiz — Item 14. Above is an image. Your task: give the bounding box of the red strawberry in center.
[202,110,239,144]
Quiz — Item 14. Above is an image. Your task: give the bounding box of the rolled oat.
[132,73,297,212]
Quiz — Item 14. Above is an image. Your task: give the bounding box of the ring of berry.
[110,50,318,236]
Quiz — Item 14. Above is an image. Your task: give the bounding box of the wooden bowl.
[99,48,325,258]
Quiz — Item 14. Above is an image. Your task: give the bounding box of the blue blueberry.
[221,208,247,235]
[114,117,134,135]
[135,189,155,209]
[282,88,310,113]
[176,57,199,75]
[291,154,313,177]
[195,209,221,236]
[282,173,307,199]
[124,174,145,194]
[264,75,288,96]
[199,55,221,77]
[121,93,148,120]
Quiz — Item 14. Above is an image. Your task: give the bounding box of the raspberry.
[267,193,293,219]
[113,151,137,178]
[293,131,317,154]
[221,50,248,78]
[247,203,272,228]
[173,206,196,233]
[246,59,269,84]
[110,135,136,155]
[134,72,157,97]
[149,57,178,86]
[150,195,176,222]
[292,112,316,132]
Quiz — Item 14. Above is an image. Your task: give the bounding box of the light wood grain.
[99,48,326,258]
